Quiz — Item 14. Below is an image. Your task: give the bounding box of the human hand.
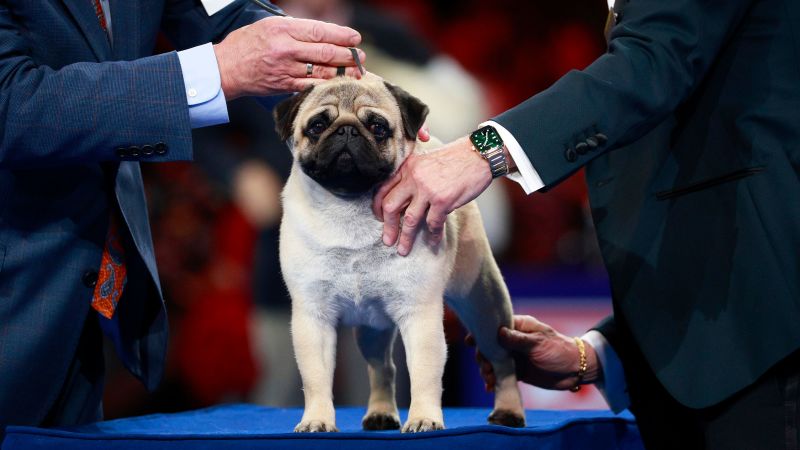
[372,136,491,256]
[467,315,600,391]
[213,16,365,99]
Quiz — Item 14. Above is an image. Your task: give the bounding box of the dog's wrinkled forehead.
[296,78,399,128]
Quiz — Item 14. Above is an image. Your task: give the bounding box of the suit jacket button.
[129,146,141,157]
[141,145,155,156]
[586,136,599,148]
[155,142,168,155]
[595,133,608,145]
[82,270,99,288]
[116,147,128,158]
[575,142,589,154]
[564,147,578,162]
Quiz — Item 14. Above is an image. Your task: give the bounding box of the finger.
[289,77,329,92]
[372,172,403,220]
[285,18,361,46]
[296,62,364,80]
[381,183,414,247]
[425,204,447,246]
[293,42,366,68]
[512,315,549,333]
[476,353,496,391]
[498,327,538,352]
[397,198,429,256]
[417,123,431,142]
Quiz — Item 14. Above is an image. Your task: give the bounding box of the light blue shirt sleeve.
[177,43,229,129]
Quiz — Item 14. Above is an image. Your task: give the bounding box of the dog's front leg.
[292,308,338,432]
[397,302,446,432]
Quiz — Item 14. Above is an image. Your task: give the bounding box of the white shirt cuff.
[582,330,631,413]
[177,43,229,129]
[479,120,545,195]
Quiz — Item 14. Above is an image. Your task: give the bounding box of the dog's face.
[274,75,429,197]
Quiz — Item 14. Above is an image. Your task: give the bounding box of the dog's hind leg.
[355,325,401,430]
[292,307,339,432]
[446,260,527,428]
[445,204,526,428]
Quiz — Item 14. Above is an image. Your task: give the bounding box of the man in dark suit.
[373,0,800,447]
[0,0,365,437]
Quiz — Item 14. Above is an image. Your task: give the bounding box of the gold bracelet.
[569,337,588,392]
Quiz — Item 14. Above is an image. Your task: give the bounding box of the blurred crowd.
[103,0,610,418]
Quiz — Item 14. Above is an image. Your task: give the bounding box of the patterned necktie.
[91,0,108,34]
[88,0,126,319]
[92,212,128,319]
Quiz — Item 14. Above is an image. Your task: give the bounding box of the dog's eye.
[307,120,327,135]
[369,123,388,140]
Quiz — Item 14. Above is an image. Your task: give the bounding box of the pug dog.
[274,74,526,433]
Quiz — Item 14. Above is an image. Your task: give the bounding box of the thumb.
[498,327,537,352]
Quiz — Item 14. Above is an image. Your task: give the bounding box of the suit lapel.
[61,0,112,60]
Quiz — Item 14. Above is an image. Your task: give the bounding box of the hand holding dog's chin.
[372,136,492,256]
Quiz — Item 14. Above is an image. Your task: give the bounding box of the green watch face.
[470,125,504,153]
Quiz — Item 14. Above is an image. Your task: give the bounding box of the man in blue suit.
[374,0,800,447]
[0,0,365,436]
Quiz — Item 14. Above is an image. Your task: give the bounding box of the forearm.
[493,0,753,187]
[0,53,193,169]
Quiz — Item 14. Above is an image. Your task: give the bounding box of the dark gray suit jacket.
[494,0,800,408]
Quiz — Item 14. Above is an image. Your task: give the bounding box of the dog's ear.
[383,82,429,140]
[273,86,315,141]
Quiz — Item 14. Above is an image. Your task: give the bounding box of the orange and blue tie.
[92,213,127,319]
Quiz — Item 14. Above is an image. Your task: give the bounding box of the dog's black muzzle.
[300,125,393,197]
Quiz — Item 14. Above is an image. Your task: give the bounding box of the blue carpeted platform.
[2,404,644,450]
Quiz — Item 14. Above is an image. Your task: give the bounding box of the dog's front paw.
[401,417,444,433]
[487,409,526,428]
[362,411,401,431]
[294,420,339,433]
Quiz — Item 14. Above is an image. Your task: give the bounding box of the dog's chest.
[302,241,413,328]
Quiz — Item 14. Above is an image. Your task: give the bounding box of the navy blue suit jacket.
[0,0,268,431]
[494,0,800,408]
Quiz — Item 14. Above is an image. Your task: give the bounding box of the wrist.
[469,126,510,178]
[213,43,239,100]
[502,145,518,173]
[462,136,493,183]
[582,341,601,384]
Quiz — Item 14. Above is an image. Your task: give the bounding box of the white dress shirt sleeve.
[479,120,545,194]
[177,43,229,129]
[582,330,631,413]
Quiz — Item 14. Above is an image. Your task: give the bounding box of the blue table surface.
[6,404,637,440]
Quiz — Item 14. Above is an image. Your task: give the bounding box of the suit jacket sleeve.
[0,0,270,170]
[492,0,754,187]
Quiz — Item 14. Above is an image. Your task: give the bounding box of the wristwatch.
[469,125,509,178]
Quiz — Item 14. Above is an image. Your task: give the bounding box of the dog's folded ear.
[383,82,429,141]
[274,86,315,141]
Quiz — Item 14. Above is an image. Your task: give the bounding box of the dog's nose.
[336,125,360,137]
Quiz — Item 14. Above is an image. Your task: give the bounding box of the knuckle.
[310,23,324,42]
[403,213,418,227]
[318,44,336,63]
[383,202,398,215]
